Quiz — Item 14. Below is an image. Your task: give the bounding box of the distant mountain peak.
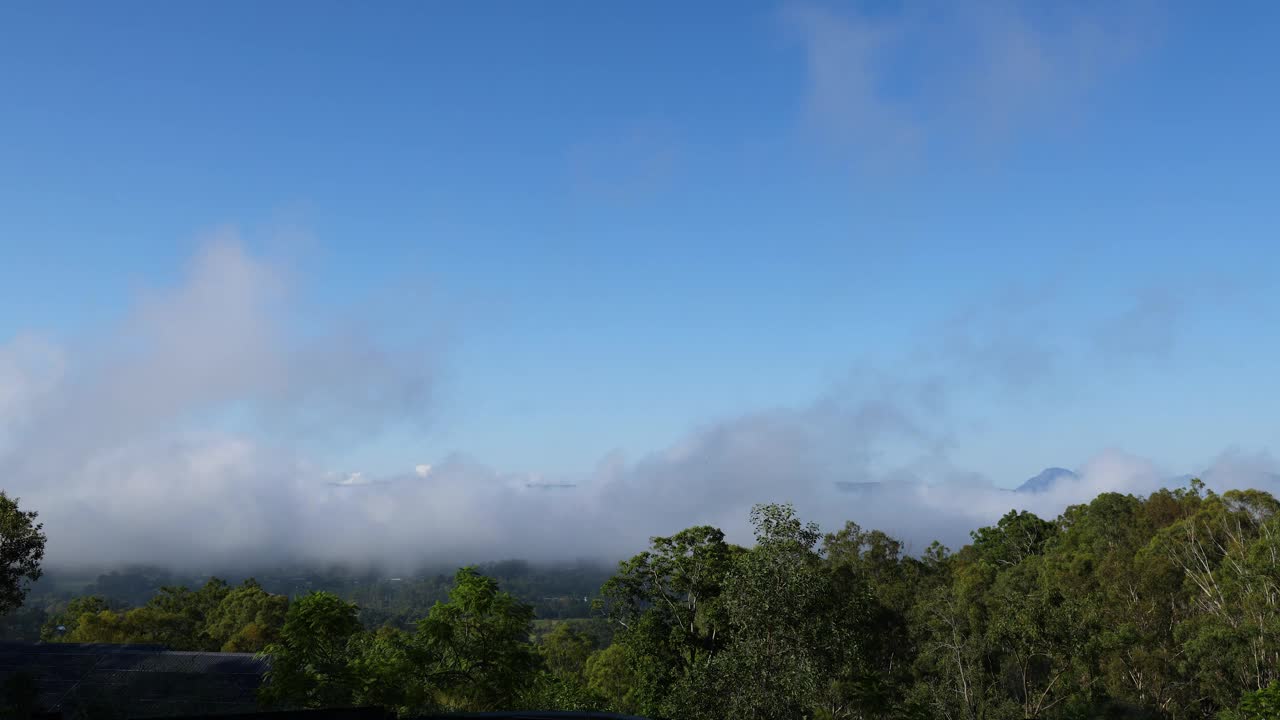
[1015,467,1078,493]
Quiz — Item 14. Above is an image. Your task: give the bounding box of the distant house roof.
[0,642,269,718]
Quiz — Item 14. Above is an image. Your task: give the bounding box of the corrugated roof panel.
[0,643,268,717]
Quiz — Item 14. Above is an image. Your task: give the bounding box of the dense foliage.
[38,577,287,652]
[0,492,46,616]
[589,486,1280,720]
[1,560,609,644]
[7,482,1280,718]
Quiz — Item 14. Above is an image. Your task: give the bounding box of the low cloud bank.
[1,239,1274,572]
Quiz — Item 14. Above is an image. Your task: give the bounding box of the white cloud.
[337,472,368,486]
[782,1,1157,166]
[0,231,435,570]
[1,233,1271,572]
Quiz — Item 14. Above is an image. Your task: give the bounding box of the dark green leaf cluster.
[596,488,1280,720]
[259,567,548,715]
[39,577,287,651]
[0,492,46,616]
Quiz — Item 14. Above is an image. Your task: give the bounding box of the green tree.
[0,492,46,616]
[599,525,742,716]
[970,509,1058,569]
[515,671,604,712]
[259,591,365,710]
[41,595,110,641]
[983,554,1082,719]
[540,621,595,680]
[1224,679,1280,720]
[414,566,541,711]
[1043,491,1187,716]
[912,508,1070,720]
[65,609,132,643]
[62,605,193,647]
[346,625,428,713]
[709,503,872,720]
[584,643,641,713]
[518,622,605,713]
[45,578,277,651]
[824,521,939,719]
[1149,488,1280,714]
[143,577,231,649]
[204,579,289,652]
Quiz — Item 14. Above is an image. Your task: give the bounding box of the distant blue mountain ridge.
[1014,467,1078,493]
[1013,467,1280,494]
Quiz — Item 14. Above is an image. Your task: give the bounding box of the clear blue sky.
[2,1,1277,486]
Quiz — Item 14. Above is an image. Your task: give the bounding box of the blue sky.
[2,0,1278,500]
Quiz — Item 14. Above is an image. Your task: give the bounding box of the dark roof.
[0,642,269,718]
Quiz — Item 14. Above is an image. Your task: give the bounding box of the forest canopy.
[6,482,1280,719]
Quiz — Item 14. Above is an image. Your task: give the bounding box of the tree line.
[2,559,611,642]
[6,482,1280,718]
